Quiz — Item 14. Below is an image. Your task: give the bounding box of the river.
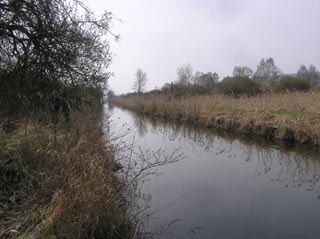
[107,105,320,239]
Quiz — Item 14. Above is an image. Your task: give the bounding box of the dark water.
[107,105,320,239]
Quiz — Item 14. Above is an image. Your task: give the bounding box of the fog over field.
[88,0,320,94]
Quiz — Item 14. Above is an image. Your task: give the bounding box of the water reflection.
[127,108,320,195]
[133,114,148,137]
[109,106,320,238]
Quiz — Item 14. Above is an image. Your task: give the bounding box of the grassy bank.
[0,113,142,238]
[112,92,320,145]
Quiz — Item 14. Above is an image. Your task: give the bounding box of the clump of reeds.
[0,113,145,238]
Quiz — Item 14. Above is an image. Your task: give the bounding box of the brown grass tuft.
[0,113,140,238]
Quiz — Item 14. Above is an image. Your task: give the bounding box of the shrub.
[271,76,311,92]
[154,83,212,97]
[215,77,262,96]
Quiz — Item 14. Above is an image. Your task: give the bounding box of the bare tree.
[177,64,193,85]
[192,71,202,85]
[197,72,219,87]
[133,69,148,94]
[297,65,309,79]
[0,0,114,119]
[297,64,320,86]
[253,58,282,83]
[233,66,253,78]
[308,65,320,86]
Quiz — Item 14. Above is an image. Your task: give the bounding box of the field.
[112,92,320,145]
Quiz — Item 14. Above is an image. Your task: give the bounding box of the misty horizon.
[87,0,320,94]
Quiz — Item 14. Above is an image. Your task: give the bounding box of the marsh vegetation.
[112,92,320,145]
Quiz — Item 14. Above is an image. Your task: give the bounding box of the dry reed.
[0,113,144,238]
[112,92,320,145]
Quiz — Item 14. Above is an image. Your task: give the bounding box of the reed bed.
[112,92,320,145]
[0,114,143,238]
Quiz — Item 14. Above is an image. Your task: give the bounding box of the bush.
[215,77,262,96]
[271,76,311,93]
[154,83,212,97]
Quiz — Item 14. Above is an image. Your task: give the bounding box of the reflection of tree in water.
[150,119,223,154]
[231,140,320,194]
[129,112,148,137]
[253,148,320,193]
[135,113,320,194]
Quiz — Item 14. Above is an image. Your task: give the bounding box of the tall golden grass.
[112,92,320,145]
[0,113,143,238]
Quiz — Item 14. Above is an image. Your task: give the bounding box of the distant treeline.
[116,58,320,98]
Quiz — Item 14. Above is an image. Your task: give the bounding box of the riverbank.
[112,92,320,145]
[0,113,140,238]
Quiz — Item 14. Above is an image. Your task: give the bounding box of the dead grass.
[0,114,143,238]
[112,92,320,145]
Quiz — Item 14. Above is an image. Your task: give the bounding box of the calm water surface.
[108,105,320,239]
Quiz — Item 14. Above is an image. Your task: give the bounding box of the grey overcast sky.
[87,0,320,94]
